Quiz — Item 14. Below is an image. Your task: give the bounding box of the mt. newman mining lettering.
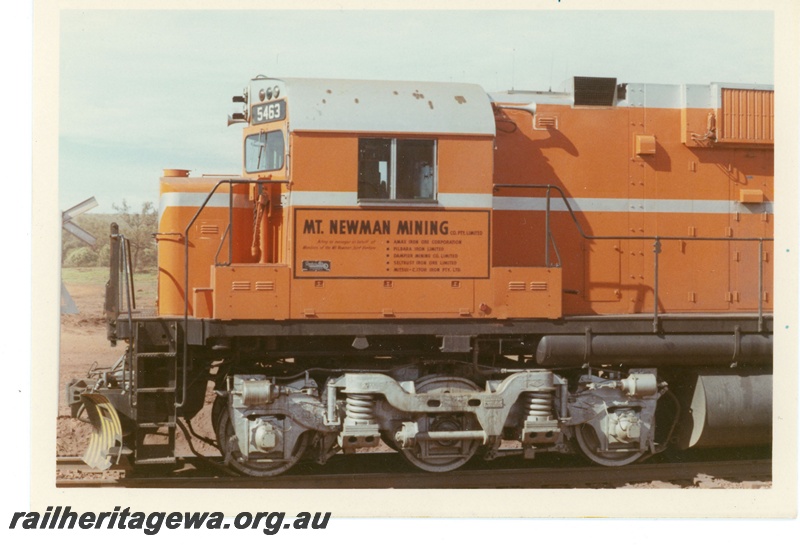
[303,219,450,236]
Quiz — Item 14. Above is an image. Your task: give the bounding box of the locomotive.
[68,75,773,476]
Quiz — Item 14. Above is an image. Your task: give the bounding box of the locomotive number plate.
[251,99,286,125]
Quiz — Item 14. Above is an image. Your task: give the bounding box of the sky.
[58,8,776,213]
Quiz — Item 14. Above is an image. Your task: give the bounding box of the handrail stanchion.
[653,237,661,333]
[758,238,764,333]
[545,186,551,267]
[214,224,232,266]
[228,185,234,265]
[121,237,134,390]
[550,230,562,267]
[126,235,136,310]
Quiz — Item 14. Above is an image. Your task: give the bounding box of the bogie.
[198,361,666,476]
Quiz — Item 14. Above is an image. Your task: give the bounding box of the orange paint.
[158,81,773,322]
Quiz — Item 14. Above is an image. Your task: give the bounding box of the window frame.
[244,129,286,173]
[357,137,438,204]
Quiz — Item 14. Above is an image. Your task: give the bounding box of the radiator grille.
[231,281,251,291]
[573,76,617,107]
[718,88,774,145]
[255,281,275,291]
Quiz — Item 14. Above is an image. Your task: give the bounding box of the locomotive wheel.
[214,397,309,477]
[400,376,482,473]
[211,394,226,441]
[574,423,644,467]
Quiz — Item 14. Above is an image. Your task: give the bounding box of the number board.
[251,100,286,125]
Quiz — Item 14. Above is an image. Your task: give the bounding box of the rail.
[493,184,773,333]
[56,451,771,489]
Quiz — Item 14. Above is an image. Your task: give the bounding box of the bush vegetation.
[62,200,158,272]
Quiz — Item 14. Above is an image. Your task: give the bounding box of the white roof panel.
[249,77,495,136]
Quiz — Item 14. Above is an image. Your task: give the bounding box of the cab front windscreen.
[245,130,285,172]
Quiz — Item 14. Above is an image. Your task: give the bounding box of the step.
[134,456,177,466]
[107,446,134,457]
[136,352,177,359]
[137,422,176,430]
[135,387,176,394]
[135,444,176,465]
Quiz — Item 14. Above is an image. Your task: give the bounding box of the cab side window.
[358,138,436,201]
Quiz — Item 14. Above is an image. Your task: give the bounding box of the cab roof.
[248,77,495,136]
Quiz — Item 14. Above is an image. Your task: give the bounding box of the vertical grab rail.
[118,235,136,392]
[544,186,551,267]
[125,236,136,310]
[213,224,233,265]
[549,229,562,268]
[117,236,135,336]
[758,239,764,333]
[652,237,661,333]
[105,223,120,346]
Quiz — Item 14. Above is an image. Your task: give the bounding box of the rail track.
[56,447,771,489]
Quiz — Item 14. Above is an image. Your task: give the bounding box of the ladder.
[130,320,179,465]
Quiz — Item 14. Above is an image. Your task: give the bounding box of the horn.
[227,113,247,126]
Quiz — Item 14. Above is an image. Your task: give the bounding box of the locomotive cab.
[159,77,562,322]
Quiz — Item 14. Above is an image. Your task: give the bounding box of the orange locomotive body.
[159,77,772,322]
[72,76,773,476]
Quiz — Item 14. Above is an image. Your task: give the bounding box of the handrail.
[214,223,233,266]
[175,178,288,409]
[176,178,247,408]
[493,184,773,332]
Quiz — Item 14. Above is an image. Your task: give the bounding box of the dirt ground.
[58,270,218,459]
[58,282,124,457]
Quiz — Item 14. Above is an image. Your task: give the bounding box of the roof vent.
[573,76,617,107]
